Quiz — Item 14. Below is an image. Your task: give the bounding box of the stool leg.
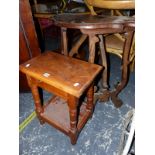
[67,95,78,145]
[86,84,94,118]
[31,85,45,124]
[26,76,44,124]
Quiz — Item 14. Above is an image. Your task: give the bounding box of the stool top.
[53,14,134,29]
[20,51,102,97]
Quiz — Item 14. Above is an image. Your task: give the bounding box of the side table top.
[53,14,135,29]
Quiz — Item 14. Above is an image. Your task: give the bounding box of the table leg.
[98,35,108,89]
[69,34,87,57]
[61,27,68,56]
[98,34,110,102]
[88,34,100,97]
[88,34,99,63]
[111,31,134,107]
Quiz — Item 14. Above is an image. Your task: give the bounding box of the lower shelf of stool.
[40,96,91,135]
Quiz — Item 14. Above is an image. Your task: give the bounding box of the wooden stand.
[20,51,102,144]
[53,14,135,107]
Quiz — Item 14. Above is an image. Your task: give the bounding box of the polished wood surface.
[86,0,135,9]
[53,14,134,29]
[20,51,102,144]
[20,51,102,98]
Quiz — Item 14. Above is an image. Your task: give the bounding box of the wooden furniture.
[19,0,41,91]
[84,0,135,71]
[19,51,102,144]
[53,14,135,107]
[85,0,134,10]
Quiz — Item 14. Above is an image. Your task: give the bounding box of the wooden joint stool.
[20,51,102,144]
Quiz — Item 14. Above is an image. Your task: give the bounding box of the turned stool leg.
[86,84,94,118]
[67,95,78,145]
[26,76,44,124]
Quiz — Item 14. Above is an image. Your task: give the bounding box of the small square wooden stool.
[20,51,102,144]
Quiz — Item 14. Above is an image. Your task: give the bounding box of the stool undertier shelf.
[41,95,91,135]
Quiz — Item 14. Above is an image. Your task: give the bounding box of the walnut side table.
[53,14,135,107]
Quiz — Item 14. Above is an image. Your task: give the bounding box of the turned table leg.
[111,31,135,108]
[67,95,78,145]
[26,76,44,124]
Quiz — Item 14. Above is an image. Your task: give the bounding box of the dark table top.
[53,13,135,29]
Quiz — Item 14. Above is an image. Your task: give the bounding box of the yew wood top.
[86,0,135,9]
[20,51,102,98]
[53,14,134,30]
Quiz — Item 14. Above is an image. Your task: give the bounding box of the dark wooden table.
[53,13,135,107]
